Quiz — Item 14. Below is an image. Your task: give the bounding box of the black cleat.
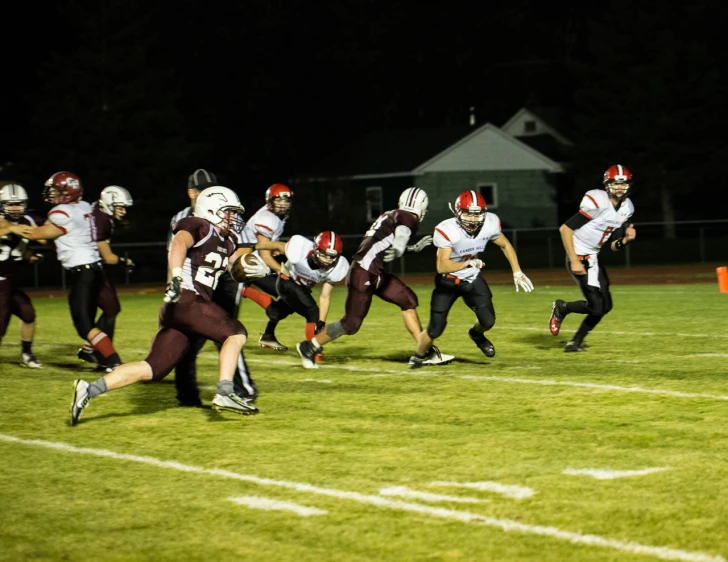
[296,340,319,369]
[469,328,495,357]
[549,300,566,336]
[564,340,586,353]
[77,348,98,365]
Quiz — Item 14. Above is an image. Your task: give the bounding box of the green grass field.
[1,279,728,562]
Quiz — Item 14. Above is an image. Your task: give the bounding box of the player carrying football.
[549,164,637,352]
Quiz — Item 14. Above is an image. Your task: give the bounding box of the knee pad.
[426,314,447,340]
[338,317,362,336]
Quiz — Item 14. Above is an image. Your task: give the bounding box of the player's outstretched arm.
[318,282,334,323]
[10,221,64,241]
[492,234,534,292]
[256,233,282,272]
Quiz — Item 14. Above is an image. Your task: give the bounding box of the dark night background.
[3,0,728,242]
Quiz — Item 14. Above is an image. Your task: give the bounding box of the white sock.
[311,337,322,351]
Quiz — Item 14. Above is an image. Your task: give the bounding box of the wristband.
[614,238,629,250]
[172,267,183,278]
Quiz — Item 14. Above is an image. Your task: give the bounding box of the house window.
[524,120,537,133]
[478,183,498,209]
[365,186,383,222]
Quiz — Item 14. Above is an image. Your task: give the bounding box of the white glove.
[163,276,183,303]
[383,247,403,263]
[406,235,433,253]
[513,271,534,292]
[465,258,484,269]
[243,255,272,278]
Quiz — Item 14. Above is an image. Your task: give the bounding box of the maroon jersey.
[0,215,39,278]
[173,217,241,300]
[92,204,115,242]
[352,209,419,275]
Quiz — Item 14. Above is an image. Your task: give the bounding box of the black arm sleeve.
[563,212,591,230]
[607,224,628,244]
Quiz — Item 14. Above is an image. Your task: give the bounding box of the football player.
[77,185,135,366]
[549,165,637,352]
[239,183,293,351]
[243,231,349,362]
[408,190,534,369]
[8,172,122,370]
[166,169,257,407]
[69,186,257,425]
[0,183,44,367]
[292,187,449,369]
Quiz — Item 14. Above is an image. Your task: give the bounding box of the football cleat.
[70,379,90,426]
[211,393,259,415]
[549,300,566,336]
[468,328,495,357]
[77,347,98,364]
[564,340,586,353]
[296,340,319,369]
[21,352,42,368]
[258,334,288,352]
[410,345,455,368]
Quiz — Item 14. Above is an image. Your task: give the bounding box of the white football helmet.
[99,185,133,216]
[0,183,29,221]
[398,187,428,222]
[195,186,246,233]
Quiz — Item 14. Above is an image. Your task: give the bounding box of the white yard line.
[563,468,673,480]
[459,375,728,402]
[0,434,722,562]
[228,496,327,516]
[691,354,728,358]
[430,481,535,500]
[379,486,487,504]
[302,379,333,383]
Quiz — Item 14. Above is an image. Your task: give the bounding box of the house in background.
[289,106,571,237]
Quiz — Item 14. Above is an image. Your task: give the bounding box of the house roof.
[301,127,472,179]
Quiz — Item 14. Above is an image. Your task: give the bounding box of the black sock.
[264,320,277,336]
[21,340,32,354]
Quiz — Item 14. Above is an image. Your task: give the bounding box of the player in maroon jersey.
[69,186,257,425]
[0,183,44,367]
[77,185,135,366]
[292,187,452,369]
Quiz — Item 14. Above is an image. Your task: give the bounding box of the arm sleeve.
[391,225,412,255]
[564,211,591,230]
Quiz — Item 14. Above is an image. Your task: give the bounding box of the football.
[230,253,261,283]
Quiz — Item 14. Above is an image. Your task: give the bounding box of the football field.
[1,278,727,562]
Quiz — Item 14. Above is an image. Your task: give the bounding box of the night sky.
[3,0,728,235]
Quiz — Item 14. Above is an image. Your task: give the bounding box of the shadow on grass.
[517,332,572,350]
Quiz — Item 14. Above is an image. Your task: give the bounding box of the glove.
[164,276,183,303]
[29,253,44,264]
[383,247,403,262]
[243,256,272,278]
[315,320,326,334]
[406,235,433,253]
[513,271,534,293]
[119,256,135,271]
[465,258,484,269]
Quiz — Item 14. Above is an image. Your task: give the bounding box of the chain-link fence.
[13,220,728,289]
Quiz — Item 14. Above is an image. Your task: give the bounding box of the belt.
[279,273,290,281]
[67,261,103,273]
[444,274,461,285]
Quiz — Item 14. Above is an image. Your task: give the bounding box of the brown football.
[230,253,260,283]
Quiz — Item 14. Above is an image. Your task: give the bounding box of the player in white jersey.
[246,231,348,361]
[8,172,122,370]
[409,190,534,368]
[549,164,637,352]
[166,169,258,406]
[239,183,293,351]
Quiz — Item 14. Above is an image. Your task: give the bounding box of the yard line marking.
[691,354,728,358]
[303,379,333,383]
[228,496,327,516]
[460,375,728,401]
[504,366,542,370]
[0,435,723,562]
[430,481,535,500]
[563,468,673,480]
[379,486,487,504]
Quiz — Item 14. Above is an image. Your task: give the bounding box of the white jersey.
[573,190,634,256]
[48,201,101,268]
[283,235,349,288]
[433,214,502,283]
[242,205,286,243]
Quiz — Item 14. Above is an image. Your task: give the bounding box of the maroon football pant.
[144,290,247,380]
[0,278,36,340]
[339,263,418,335]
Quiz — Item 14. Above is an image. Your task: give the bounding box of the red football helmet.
[603,164,633,201]
[452,190,487,235]
[43,171,83,204]
[313,231,343,269]
[265,183,293,219]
